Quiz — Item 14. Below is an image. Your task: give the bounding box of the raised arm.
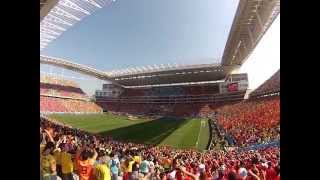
[44,129,55,143]
[141,172,152,180]
[248,169,261,180]
[179,167,199,180]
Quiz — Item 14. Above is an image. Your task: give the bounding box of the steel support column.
[247,26,255,48]
[255,11,264,32]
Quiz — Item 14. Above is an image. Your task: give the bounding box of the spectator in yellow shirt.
[60,143,74,180]
[40,142,59,180]
[133,155,141,164]
[94,150,111,180]
[53,147,62,178]
[127,157,135,173]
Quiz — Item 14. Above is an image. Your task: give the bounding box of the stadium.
[40,0,280,180]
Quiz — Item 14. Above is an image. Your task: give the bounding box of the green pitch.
[48,113,210,150]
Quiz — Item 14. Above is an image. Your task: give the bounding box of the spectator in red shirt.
[265,162,277,180]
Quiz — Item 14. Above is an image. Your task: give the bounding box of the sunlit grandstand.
[250,70,280,98]
[40,75,102,113]
[40,0,280,180]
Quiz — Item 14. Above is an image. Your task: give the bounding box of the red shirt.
[266,167,277,180]
[78,160,94,180]
[176,170,183,180]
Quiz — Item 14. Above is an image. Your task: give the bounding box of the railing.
[41,111,103,114]
[238,139,280,152]
[214,123,236,146]
[207,117,237,150]
[40,93,89,101]
[96,91,246,104]
[207,119,213,150]
[249,89,280,99]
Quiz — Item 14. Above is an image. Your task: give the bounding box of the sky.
[40,0,279,95]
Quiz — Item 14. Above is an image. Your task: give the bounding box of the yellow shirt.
[41,154,56,175]
[40,144,45,155]
[133,156,141,164]
[94,164,111,180]
[126,161,135,173]
[53,150,61,165]
[40,144,46,160]
[61,151,74,174]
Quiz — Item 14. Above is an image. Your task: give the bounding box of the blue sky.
[42,0,239,68]
[40,0,280,95]
[41,0,240,95]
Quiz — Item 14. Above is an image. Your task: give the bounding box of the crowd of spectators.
[40,73,280,180]
[40,75,102,113]
[40,75,88,100]
[183,85,220,96]
[120,85,220,98]
[250,70,280,96]
[40,117,280,180]
[207,120,229,151]
[40,96,102,113]
[40,83,88,99]
[41,75,80,88]
[215,97,280,147]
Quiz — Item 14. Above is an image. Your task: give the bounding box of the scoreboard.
[219,73,248,93]
[227,83,239,92]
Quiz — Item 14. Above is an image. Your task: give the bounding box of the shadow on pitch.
[99,116,189,145]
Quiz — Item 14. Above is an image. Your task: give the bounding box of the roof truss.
[40,0,113,51]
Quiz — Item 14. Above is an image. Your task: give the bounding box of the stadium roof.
[40,55,112,81]
[107,63,238,86]
[221,0,280,66]
[41,0,58,19]
[40,0,113,51]
[40,0,280,87]
[40,55,239,86]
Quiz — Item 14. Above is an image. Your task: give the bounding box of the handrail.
[40,93,89,101]
[249,89,280,98]
[97,91,246,99]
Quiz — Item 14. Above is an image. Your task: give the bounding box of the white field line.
[196,120,206,148]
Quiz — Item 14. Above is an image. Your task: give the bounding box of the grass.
[48,113,210,150]
[197,119,210,150]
